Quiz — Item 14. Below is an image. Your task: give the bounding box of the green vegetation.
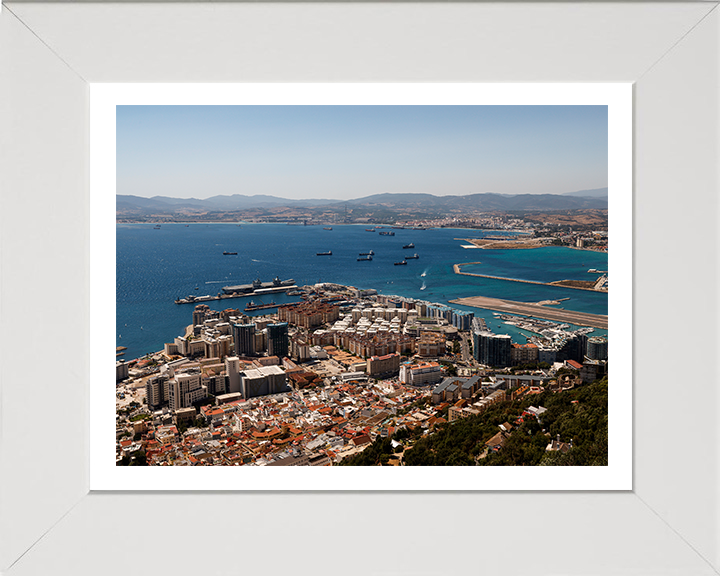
[340,437,394,466]
[482,377,607,466]
[401,377,607,467]
[130,413,150,422]
[118,450,148,466]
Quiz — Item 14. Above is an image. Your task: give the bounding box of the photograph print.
[114,101,614,469]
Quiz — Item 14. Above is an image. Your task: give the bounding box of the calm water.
[117,223,608,361]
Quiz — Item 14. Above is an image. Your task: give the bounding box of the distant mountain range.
[117,188,608,218]
[561,187,608,198]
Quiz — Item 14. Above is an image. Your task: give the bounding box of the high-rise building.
[586,336,609,361]
[232,322,256,357]
[241,365,289,399]
[451,310,474,330]
[267,322,289,358]
[168,369,206,411]
[193,304,211,327]
[473,331,512,367]
[203,373,228,396]
[146,374,169,410]
[557,334,583,363]
[225,356,242,394]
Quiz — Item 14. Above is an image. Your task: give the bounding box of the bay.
[117,223,608,362]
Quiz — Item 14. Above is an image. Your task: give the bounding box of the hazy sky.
[117,105,607,200]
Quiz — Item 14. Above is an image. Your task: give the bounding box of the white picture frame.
[1,2,718,575]
[91,82,631,492]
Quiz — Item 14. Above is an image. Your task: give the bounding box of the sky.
[116,105,607,200]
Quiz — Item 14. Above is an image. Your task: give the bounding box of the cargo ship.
[357,255,373,261]
[222,251,238,255]
[316,251,332,256]
[402,243,415,249]
[394,260,407,266]
[405,253,419,259]
[359,250,374,256]
[379,231,395,236]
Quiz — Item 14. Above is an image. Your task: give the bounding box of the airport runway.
[449,295,608,329]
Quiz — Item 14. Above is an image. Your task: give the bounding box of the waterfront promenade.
[449,295,608,329]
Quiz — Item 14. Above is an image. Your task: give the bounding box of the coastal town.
[116,280,609,467]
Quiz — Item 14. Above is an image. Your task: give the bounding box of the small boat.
[223,251,238,255]
[394,260,407,266]
[402,243,415,249]
[366,228,376,232]
[379,231,395,236]
[324,227,333,230]
[316,251,332,256]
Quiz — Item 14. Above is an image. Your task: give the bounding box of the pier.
[449,295,607,329]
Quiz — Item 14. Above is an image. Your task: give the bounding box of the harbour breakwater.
[453,263,606,293]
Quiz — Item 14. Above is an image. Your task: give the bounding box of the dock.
[175,285,297,305]
[449,295,608,329]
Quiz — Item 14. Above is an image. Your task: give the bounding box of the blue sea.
[117,223,608,361]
